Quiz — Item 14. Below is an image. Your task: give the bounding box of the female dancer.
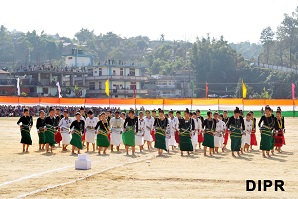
[95,112,110,155]
[258,106,275,157]
[135,111,145,152]
[153,110,168,156]
[222,111,229,152]
[144,110,154,150]
[168,110,178,152]
[242,113,252,153]
[70,112,85,154]
[274,110,285,153]
[123,110,138,156]
[17,108,33,152]
[214,112,224,153]
[36,110,46,150]
[195,110,204,149]
[44,108,58,153]
[179,108,194,156]
[226,107,245,157]
[175,111,183,147]
[249,111,257,150]
[202,110,216,156]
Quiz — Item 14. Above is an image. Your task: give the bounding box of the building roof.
[0,69,9,74]
[93,64,145,69]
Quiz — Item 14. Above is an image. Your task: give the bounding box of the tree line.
[259,6,298,67]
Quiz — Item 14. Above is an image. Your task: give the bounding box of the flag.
[17,78,20,96]
[242,79,247,98]
[74,85,78,91]
[105,79,110,96]
[205,82,208,98]
[56,82,62,98]
[292,83,296,100]
[263,87,269,99]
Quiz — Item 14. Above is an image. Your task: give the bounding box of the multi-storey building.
[74,62,148,98]
[12,67,85,97]
[2,46,148,98]
[144,69,195,98]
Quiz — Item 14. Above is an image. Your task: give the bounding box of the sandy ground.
[0,117,297,199]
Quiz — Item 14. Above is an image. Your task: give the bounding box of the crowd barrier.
[0,97,296,116]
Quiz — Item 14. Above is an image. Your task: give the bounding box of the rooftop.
[0,69,9,74]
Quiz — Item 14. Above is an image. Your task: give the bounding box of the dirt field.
[0,117,297,199]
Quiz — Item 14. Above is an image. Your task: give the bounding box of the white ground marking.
[15,155,154,199]
[0,165,72,188]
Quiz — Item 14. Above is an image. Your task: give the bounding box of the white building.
[82,62,147,98]
[144,70,195,98]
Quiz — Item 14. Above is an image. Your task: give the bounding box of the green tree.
[260,26,275,64]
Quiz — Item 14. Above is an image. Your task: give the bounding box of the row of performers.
[17,106,285,157]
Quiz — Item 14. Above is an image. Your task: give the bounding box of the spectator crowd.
[0,105,146,117]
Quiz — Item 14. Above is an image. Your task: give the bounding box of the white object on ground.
[75,154,91,170]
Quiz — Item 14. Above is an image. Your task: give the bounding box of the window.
[113,70,116,75]
[120,68,124,76]
[115,95,118,98]
[89,82,95,90]
[98,82,102,89]
[98,68,102,76]
[94,70,97,73]
[42,87,48,94]
[158,81,167,86]
[68,57,73,60]
[129,68,135,76]
[130,82,136,90]
[30,87,37,92]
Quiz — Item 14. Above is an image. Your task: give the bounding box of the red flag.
[206,82,208,98]
[292,83,295,100]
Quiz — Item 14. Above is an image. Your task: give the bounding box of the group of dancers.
[17,105,285,158]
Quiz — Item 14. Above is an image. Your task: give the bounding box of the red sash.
[175,130,180,143]
[151,129,156,141]
[54,127,62,143]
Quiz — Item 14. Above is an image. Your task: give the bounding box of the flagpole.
[292,83,295,118]
[292,84,294,118]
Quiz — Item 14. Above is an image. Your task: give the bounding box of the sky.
[0,0,297,43]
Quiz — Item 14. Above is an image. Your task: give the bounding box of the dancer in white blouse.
[168,110,178,152]
[214,112,224,153]
[144,110,154,150]
[135,112,145,152]
[242,113,252,153]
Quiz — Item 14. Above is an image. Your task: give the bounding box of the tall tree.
[278,12,298,67]
[260,26,275,64]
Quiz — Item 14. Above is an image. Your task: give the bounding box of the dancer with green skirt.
[179,108,194,156]
[70,112,85,154]
[44,108,58,153]
[36,110,46,150]
[95,112,110,155]
[154,110,168,156]
[17,108,33,153]
[258,105,275,158]
[202,110,216,156]
[123,110,138,156]
[226,107,245,157]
